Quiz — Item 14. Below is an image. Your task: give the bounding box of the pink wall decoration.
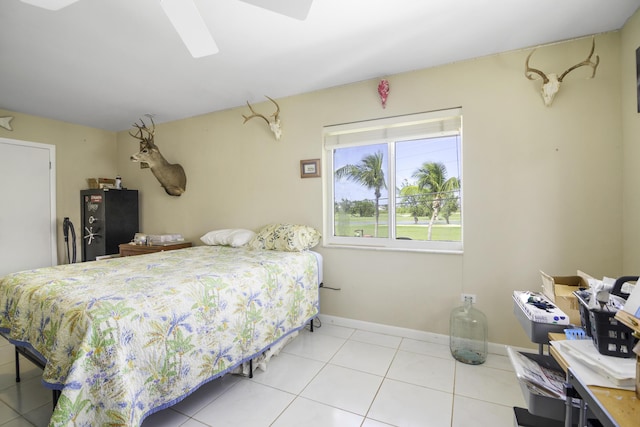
[378,79,390,108]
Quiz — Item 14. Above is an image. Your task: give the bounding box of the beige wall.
[2,17,636,348]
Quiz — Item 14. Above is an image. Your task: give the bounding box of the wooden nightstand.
[119,241,192,257]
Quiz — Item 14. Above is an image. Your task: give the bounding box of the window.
[323,108,462,253]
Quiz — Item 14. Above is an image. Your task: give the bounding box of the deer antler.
[242,102,270,125]
[524,37,599,106]
[242,96,279,123]
[558,37,599,82]
[242,96,282,140]
[524,50,549,83]
[265,96,280,122]
[129,117,156,146]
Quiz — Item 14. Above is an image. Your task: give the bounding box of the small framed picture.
[300,159,321,178]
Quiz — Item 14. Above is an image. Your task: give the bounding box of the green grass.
[335,212,461,241]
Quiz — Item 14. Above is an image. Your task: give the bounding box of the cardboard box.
[540,270,592,326]
[87,178,116,189]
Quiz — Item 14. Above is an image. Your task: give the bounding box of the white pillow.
[226,229,256,247]
[200,229,256,247]
[200,229,232,245]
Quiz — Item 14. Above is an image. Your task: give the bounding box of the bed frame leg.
[13,344,59,409]
[53,390,60,409]
[248,359,253,378]
[309,317,314,333]
[14,347,20,382]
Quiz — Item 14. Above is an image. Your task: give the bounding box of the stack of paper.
[550,339,636,389]
[507,347,565,398]
[146,234,185,245]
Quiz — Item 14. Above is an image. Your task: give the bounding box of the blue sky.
[333,135,461,203]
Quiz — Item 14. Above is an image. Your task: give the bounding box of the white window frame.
[322,108,463,254]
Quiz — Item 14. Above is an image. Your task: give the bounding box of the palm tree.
[412,162,460,240]
[398,179,428,223]
[336,151,386,237]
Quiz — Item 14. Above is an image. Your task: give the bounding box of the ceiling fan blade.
[160,0,218,58]
[20,0,81,10]
[238,0,313,21]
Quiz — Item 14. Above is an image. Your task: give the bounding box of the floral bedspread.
[0,246,320,426]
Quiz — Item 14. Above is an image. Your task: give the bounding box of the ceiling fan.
[20,0,314,58]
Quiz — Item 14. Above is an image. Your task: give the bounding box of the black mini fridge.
[81,189,139,261]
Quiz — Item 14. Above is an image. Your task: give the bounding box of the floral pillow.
[249,224,321,251]
[200,229,256,247]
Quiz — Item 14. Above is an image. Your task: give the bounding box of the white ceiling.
[1,0,639,131]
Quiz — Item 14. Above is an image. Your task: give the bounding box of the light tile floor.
[0,322,528,426]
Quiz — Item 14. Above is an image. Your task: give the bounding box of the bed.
[0,234,322,426]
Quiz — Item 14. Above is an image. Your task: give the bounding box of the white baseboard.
[318,314,536,357]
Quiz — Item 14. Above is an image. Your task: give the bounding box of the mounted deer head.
[129,118,187,196]
[525,37,599,106]
[242,96,281,140]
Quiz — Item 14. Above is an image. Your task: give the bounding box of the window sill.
[322,242,463,255]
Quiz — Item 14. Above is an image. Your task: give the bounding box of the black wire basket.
[573,276,638,358]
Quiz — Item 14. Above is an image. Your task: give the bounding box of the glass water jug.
[450,296,488,365]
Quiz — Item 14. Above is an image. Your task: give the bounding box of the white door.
[0,138,57,276]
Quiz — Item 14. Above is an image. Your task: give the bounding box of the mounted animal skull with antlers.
[242,96,282,140]
[129,117,187,196]
[525,37,600,106]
